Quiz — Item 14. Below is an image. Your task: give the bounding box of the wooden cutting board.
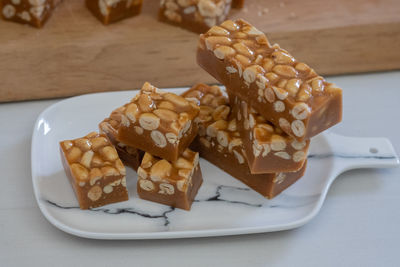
[1,0,399,102]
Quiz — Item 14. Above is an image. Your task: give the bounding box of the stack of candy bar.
[1,0,246,29]
[109,82,203,210]
[0,0,63,28]
[193,19,343,198]
[159,0,233,33]
[158,0,245,33]
[59,18,343,211]
[86,0,143,25]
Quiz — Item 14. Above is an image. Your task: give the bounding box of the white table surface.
[1,71,399,267]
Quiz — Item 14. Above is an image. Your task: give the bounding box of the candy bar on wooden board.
[159,0,232,33]
[86,0,142,25]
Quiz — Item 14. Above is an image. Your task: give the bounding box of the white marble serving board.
[31,88,399,239]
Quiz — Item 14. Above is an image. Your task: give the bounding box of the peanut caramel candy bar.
[181,83,232,142]
[60,132,128,210]
[183,84,306,198]
[117,82,200,162]
[137,149,203,211]
[231,95,310,173]
[192,137,307,199]
[99,106,143,171]
[197,19,343,141]
[1,0,62,28]
[159,0,232,33]
[86,0,142,25]
[184,83,309,173]
[182,83,246,167]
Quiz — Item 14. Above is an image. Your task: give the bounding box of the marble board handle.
[323,133,399,175]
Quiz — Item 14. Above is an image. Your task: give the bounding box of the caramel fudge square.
[159,0,232,33]
[60,132,128,210]
[117,82,200,162]
[137,149,203,211]
[192,134,307,199]
[181,84,243,166]
[86,0,143,25]
[1,0,62,28]
[197,19,343,141]
[99,106,144,172]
